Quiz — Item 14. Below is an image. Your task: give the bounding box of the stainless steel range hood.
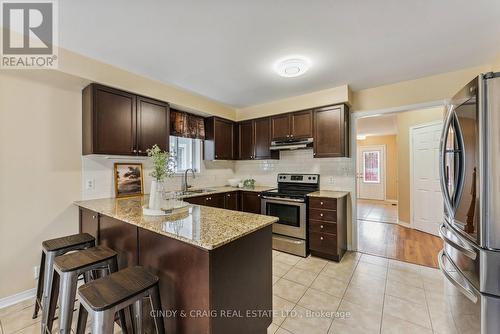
[270,138,313,151]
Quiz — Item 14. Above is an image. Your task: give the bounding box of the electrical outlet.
[85,178,95,190]
[328,177,335,184]
[33,266,39,280]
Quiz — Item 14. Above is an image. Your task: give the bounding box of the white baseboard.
[397,220,409,227]
[0,288,36,309]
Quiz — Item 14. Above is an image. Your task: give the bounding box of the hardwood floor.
[358,219,443,268]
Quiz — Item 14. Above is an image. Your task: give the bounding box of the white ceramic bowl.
[227,178,241,187]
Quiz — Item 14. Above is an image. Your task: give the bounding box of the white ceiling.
[59,0,500,107]
[357,114,397,137]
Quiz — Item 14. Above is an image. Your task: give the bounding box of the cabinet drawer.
[309,232,337,254]
[309,197,336,210]
[309,220,337,234]
[309,208,337,222]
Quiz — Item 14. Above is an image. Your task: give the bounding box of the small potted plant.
[147,144,175,210]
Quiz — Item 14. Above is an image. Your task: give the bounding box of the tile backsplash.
[81,148,355,200]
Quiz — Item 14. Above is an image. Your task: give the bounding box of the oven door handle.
[438,249,479,303]
[439,223,477,260]
[261,196,305,203]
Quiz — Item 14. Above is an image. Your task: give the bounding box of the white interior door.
[357,145,386,200]
[411,122,443,236]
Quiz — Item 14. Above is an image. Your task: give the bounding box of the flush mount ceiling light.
[274,56,311,78]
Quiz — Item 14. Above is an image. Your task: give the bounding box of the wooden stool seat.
[78,266,159,311]
[76,266,165,334]
[42,233,95,252]
[54,245,117,272]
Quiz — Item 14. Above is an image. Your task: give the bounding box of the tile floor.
[0,252,478,334]
[357,200,398,224]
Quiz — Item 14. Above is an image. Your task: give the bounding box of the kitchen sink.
[176,189,217,196]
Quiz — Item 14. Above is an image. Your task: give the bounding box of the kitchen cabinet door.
[271,114,290,141]
[137,96,169,154]
[204,117,235,160]
[253,117,277,160]
[224,192,239,211]
[291,110,313,139]
[184,196,207,206]
[79,208,99,242]
[84,84,137,155]
[238,120,254,160]
[209,193,226,208]
[240,192,262,214]
[99,215,138,269]
[313,104,349,158]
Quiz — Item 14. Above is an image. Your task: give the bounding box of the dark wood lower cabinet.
[308,196,347,261]
[79,208,99,241]
[240,191,262,214]
[98,215,138,269]
[224,192,239,211]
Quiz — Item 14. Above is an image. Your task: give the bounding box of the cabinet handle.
[227,194,230,197]
[138,150,142,153]
[133,149,137,153]
[320,225,324,229]
[320,201,324,205]
[215,155,218,158]
[92,215,97,219]
[313,153,316,156]
[320,213,324,217]
[320,236,324,240]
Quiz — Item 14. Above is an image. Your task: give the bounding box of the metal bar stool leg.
[40,252,56,333]
[32,251,45,319]
[150,284,165,334]
[44,270,60,334]
[75,304,88,334]
[92,310,116,334]
[132,298,143,334]
[58,271,79,334]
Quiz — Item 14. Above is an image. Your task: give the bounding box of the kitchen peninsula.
[74,195,277,334]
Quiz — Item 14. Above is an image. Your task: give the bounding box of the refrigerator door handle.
[439,107,456,216]
[438,249,479,303]
[439,223,477,260]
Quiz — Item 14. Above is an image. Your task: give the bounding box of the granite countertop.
[179,185,276,199]
[307,190,350,198]
[74,195,277,251]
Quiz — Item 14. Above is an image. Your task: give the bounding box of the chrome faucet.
[181,168,195,192]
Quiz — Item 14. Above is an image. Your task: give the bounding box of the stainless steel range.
[261,173,319,257]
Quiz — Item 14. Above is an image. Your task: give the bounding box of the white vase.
[149,180,164,210]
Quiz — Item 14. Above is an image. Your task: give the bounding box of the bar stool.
[76,266,165,334]
[44,245,125,334]
[33,234,95,326]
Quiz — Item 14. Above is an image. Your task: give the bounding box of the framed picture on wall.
[114,163,144,198]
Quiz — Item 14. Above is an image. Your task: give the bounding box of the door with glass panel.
[357,145,386,200]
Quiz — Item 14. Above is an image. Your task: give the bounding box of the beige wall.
[236,85,349,121]
[357,135,398,201]
[351,65,490,112]
[396,107,445,224]
[0,71,84,298]
[494,56,500,71]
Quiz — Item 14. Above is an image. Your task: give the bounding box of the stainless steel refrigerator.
[438,72,500,334]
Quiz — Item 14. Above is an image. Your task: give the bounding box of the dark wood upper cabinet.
[271,110,313,141]
[238,120,254,160]
[204,117,235,160]
[238,117,278,160]
[271,114,290,141]
[290,110,313,139]
[136,96,169,154]
[253,117,275,160]
[313,104,350,158]
[82,83,169,156]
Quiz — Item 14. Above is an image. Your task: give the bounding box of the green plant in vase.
[146,144,176,210]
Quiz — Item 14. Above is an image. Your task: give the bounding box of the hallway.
[357,201,443,268]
